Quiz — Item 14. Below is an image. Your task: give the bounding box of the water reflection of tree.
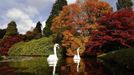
[0,62,32,75]
[59,57,85,75]
[0,62,16,75]
[59,57,109,75]
[84,58,109,75]
[8,57,51,75]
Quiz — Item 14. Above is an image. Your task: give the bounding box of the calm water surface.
[0,56,133,75]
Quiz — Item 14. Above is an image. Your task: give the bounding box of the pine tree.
[33,21,42,38]
[116,0,133,10]
[43,0,67,36]
[0,29,6,39]
[4,21,18,38]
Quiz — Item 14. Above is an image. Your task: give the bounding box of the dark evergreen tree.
[0,29,6,39]
[43,0,67,36]
[4,21,18,38]
[116,0,133,10]
[33,21,42,38]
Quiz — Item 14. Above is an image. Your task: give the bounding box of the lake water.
[0,56,134,75]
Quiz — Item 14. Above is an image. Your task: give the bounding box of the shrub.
[0,35,23,55]
[8,36,62,56]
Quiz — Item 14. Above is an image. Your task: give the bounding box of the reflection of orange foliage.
[63,58,85,75]
[84,59,108,75]
[66,57,74,64]
[61,66,66,71]
[59,58,108,75]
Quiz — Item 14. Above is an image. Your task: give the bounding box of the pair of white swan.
[47,44,81,61]
[47,44,81,74]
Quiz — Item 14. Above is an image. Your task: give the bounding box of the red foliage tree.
[85,8,134,56]
[0,35,23,55]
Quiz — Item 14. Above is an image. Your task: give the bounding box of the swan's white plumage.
[74,55,80,60]
[47,55,58,62]
[47,43,59,64]
[73,47,81,60]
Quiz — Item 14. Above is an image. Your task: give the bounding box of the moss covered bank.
[98,48,134,70]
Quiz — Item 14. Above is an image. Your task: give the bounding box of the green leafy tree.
[4,21,18,38]
[116,0,133,10]
[43,0,67,36]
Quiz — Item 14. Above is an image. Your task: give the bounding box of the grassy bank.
[98,48,134,70]
[8,36,62,56]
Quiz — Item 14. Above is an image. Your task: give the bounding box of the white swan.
[73,47,81,61]
[73,47,81,72]
[47,44,59,75]
[47,43,59,64]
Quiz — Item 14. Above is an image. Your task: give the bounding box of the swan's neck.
[77,49,80,56]
[54,46,57,56]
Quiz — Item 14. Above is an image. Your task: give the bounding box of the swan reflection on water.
[47,60,57,75]
[74,59,80,72]
[58,57,83,75]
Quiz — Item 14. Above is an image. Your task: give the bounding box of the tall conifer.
[33,21,42,38]
[43,0,67,36]
[116,0,133,10]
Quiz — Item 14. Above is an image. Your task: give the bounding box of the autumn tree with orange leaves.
[51,0,112,56]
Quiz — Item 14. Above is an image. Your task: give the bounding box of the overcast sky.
[0,0,119,34]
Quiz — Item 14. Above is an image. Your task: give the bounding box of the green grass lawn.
[98,48,134,70]
[8,36,62,56]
